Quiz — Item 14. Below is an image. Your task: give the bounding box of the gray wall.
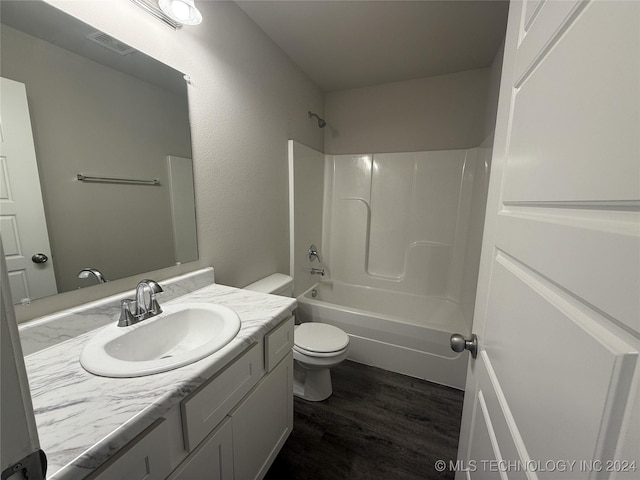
[2,25,191,293]
[15,0,324,322]
[324,68,491,154]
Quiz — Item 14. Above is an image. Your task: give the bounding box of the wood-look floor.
[265,360,464,480]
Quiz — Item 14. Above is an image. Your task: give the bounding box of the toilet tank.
[244,273,293,297]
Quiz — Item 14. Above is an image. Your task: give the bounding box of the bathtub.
[296,280,470,389]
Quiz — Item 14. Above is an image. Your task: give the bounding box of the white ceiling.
[236,0,509,93]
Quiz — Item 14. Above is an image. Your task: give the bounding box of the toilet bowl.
[292,322,350,401]
[244,274,350,401]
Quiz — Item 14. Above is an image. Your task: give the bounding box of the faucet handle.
[308,244,320,262]
[118,299,136,327]
[148,293,163,316]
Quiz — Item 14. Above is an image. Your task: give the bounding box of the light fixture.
[159,0,202,25]
[130,0,180,29]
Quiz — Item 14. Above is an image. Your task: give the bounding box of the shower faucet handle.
[308,244,320,262]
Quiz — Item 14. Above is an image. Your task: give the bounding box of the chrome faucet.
[309,268,325,276]
[77,268,107,284]
[135,279,163,318]
[118,279,164,327]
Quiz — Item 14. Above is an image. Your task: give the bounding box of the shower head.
[308,111,326,129]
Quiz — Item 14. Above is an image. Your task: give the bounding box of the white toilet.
[244,273,350,401]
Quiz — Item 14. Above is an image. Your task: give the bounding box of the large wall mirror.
[0,0,198,304]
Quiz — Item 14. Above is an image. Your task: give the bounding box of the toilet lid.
[295,323,349,353]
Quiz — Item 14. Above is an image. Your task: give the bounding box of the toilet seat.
[293,345,348,358]
[294,323,349,355]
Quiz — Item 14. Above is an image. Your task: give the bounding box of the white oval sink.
[80,303,241,377]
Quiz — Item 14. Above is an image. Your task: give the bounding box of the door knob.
[450,333,478,359]
[31,253,49,264]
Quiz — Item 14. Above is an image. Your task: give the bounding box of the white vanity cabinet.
[170,316,294,480]
[89,316,294,480]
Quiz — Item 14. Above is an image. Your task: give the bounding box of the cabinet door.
[168,417,233,480]
[232,352,293,480]
[90,420,171,480]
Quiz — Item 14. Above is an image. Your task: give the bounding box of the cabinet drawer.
[182,343,263,450]
[90,420,171,480]
[265,316,294,372]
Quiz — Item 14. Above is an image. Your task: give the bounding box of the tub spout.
[310,268,325,276]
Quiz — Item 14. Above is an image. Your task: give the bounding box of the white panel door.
[1,242,44,480]
[455,2,640,480]
[0,77,57,304]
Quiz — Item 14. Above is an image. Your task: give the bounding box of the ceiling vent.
[86,32,137,56]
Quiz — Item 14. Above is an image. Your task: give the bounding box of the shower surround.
[325,149,489,322]
[290,142,491,387]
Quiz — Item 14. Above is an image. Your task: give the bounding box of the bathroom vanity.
[91,317,294,480]
[21,276,296,480]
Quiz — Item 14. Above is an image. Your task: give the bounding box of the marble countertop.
[24,283,296,480]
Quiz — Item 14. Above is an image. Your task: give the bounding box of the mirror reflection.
[0,1,198,304]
